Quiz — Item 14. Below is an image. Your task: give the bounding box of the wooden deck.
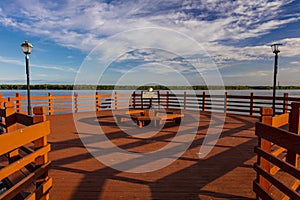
[47,110,258,200]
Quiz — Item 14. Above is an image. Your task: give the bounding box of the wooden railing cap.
[33,106,46,115]
[291,102,300,108]
[260,107,273,116]
[4,101,14,108]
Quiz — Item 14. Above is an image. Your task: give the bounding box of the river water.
[0,89,300,98]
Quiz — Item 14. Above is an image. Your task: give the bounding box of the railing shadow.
[48,111,257,199]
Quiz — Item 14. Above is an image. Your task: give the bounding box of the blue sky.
[0,0,300,86]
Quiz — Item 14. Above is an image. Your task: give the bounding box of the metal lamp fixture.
[271,43,281,54]
[21,40,33,115]
[21,40,33,55]
[270,43,282,116]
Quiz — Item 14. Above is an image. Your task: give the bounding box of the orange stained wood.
[254,106,300,200]
[3,91,300,116]
[0,106,51,200]
[47,110,258,200]
[0,122,50,156]
[125,109,145,115]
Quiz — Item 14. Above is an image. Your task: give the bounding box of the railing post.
[74,92,78,113]
[5,101,17,132]
[141,91,143,109]
[157,91,160,109]
[96,92,101,111]
[33,106,49,199]
[33,106,47,124]
[283,93,289,114]
[0,94,3,108]
[16,92,21,113]
[224,92,228,113]
[5,101,18,163]
[48,92,53,115]
[0,94,3,133]
[287,102,300,167]
[166,91,169,109]
[258,107,273,195]
[132,92,136,109]
[250,92,254,116]
[183,91,187,110]
[202,91,206,111]
[115,92,118,110]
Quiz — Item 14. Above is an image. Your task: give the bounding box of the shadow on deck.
[47,110,258,200]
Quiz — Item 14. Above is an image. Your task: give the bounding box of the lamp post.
[271,43,281,116]
[21,41,33,115]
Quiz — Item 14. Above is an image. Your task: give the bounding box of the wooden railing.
[0,91,300,116]
[253,103,300,200]
[131,91,299,116]
[0,104,51,200]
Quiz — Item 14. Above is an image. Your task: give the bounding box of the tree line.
[0,84,299,90]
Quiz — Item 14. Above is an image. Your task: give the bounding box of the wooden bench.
[114,109,184,128]
[134,113,184,128]
[115,109,145,123]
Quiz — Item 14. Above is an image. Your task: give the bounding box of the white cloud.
[0,0,298,52]
[0,0,299,85]
[0,56,23,66]
[223,70,271,78]
[0,56,77,73]
[275,38,300,57]
[290,61,300,65]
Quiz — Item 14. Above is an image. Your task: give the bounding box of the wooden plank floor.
[47,110,258,200]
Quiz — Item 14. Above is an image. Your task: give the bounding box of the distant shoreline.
[0,84,300,90]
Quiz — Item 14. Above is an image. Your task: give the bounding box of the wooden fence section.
[0,105,52,200]
[1,91,300,116]
[253,103,300,200]
[132,91,299,116]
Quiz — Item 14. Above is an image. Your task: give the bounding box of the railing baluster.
[257,107,273,195]
[16,92,21,113]
[48,92,53,115]
[166,91,169,109]
[202,91,206,112]
[74,92,78,113]
[96,92,100,111]
[115,91,118,110]
[283,93,289,114]
[250,92,254,116]
[287,102,300,167]
[224,92,228,113]
[183,91,187,110]
[6,101,18,163]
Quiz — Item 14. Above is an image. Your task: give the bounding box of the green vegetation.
[0,84,300,90]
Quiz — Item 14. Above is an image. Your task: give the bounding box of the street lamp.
[271,43,282,116]
[21,40,33,115]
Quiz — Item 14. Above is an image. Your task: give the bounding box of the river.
[0,89,300,98]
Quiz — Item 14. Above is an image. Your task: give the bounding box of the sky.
[0,0,300,86]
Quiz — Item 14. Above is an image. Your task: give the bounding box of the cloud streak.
[0,0,299,85]
[0,0,298,52]
[0,56,77,73]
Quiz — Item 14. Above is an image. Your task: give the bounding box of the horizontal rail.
[0,105,51,200]
[271,113,289,128]
[0,162,51,200]
[255,147,300,179]
[1,91,300,116]
[255,122,300,154]
[254,106,300,200]
[0,121,50,155]
[0,144,51,181]
[254,163,300,199]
